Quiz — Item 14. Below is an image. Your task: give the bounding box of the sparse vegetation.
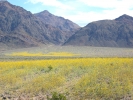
[6,52,79,57]
[2,46,133,58]
[47,92,67,100]
[0,57,133,99]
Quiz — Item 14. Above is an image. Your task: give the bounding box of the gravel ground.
[0,45,133,58]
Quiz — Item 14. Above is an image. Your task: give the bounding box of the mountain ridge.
[1,1,133,48]
[64,14,133,47]
[35,10,80,31]
[35,10,80,39]
[0,1,80,48]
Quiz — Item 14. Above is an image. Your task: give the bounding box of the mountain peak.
[64,14,133,47]
[0,0,10,5]
[35,10,80,31]
[115,14,133,21]
[42,10,50,13]
[36,10,52,16]
[0,0,7,2]
[0,1,80,47]
[40,10,51,15]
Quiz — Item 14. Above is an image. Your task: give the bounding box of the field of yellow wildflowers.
[0,57,133,99]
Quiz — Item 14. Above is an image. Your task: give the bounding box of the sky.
[8,0,133,27]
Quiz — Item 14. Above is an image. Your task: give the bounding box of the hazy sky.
[8,0,133,26]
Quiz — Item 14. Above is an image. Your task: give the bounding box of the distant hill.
[0,1,80,48]
[35,10,80,32]
[1,1,133,48]
[35,10,80,43]
[64,14,133,47]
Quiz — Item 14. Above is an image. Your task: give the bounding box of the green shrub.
[47,92,67,100]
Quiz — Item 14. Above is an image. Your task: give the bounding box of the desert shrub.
[48,65,53,71]
[47,92,67,100]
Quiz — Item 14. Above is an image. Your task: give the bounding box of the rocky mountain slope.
[35,10,80,33]
[64,14,133,47]
[1,1,133,48]
[0,1,80,48]
[35,10,80,44]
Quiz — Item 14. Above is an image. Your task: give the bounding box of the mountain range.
[64,14,133,47]
[0,1,79,48]
[0,1,133,48]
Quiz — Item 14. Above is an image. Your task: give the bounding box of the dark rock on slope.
[35,10,80,42]
[35,10,80,32]
[0,1,48,47]
[64,14,133,47]
[0,1,80,48]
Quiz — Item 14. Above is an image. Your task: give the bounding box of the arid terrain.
[1,45,133,59]
[1,1,133,100]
